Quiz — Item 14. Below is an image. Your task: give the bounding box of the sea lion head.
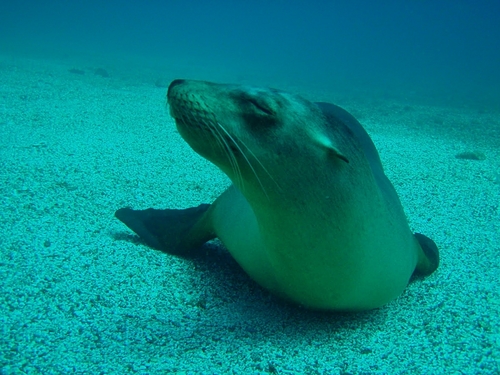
[167,79,357,204]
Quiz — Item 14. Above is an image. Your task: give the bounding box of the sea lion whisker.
[213,122,248,194]
[210,122,244,191]
[203,119,226,154]
[178,113,196,138]
[217,122,269,199]
[234,135,282,192]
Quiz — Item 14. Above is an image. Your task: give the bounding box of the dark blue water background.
[1,0,499,106]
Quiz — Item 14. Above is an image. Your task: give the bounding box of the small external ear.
[328,147,349,163]
[315,133,350,163]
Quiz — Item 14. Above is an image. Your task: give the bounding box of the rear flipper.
[413,233,440,276]
[115,204,215,256]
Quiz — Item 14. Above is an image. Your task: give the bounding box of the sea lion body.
[115,79,439,311]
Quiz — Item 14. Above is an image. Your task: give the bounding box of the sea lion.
[115,79,439,311]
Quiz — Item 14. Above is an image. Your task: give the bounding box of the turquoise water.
[1,1,499,374]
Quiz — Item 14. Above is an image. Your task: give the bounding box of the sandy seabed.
[0,53,499,374]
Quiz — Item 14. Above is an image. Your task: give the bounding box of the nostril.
[167,79,186,97]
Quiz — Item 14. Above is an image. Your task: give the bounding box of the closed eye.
[248,98,274,116]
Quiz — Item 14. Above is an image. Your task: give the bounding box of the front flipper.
[115,204,215,256]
